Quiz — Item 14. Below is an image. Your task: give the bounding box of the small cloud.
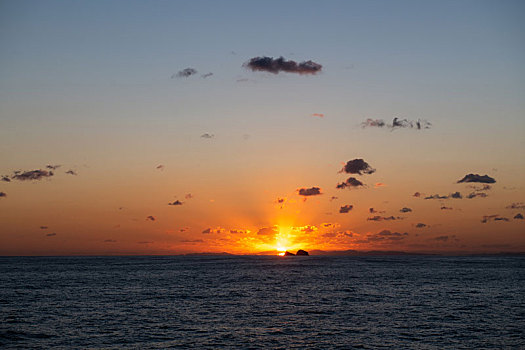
[369,208,385,214]
[173,68,198,78]
[65,170,77,176]
[340,159,375,175]
[374,183,386,188]
[339,205,353,213]
[360,119,385,128]
[202,227,226,234]
[506,202,525,210]
[330,196,338,201]
[514,213,524,220]
[415,223,427,228]
[168,200,183,206]
[424,192,462,200]
[230,229,250,234]
[336,177,364,189]
[433,235,449,242]
[185,193,194,199]
[201,72,213,78]
[276,197,286,204]
[361,118,431,130]
[146,216,156,221]
[12,169,54,181]
[39,226,48,230]
[257,226,279,236]
[200,133,215,139]
[104,239,117,243]
[46,233,57,237]
[1,176,10,182]
[413,192,422,198]
[367,216,402,221]
[466,192,488,199]
[298,187,322,196]
[202,228,211,234]
[244,56,322,75]
[450,192,462,199]
[457,174,496,184]
[366,230,408,242]
[311,113,324,118]
[400,207,412,213]
[440,206,453,210]
[481,215,509,223]
[0,192,6,198]
[46,165,61,170]
[156,165,165,171]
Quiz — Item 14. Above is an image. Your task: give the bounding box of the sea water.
[1,255,524,349]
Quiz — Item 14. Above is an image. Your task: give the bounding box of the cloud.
[506,202,525,210]
[312,113,324,118]
[11,169,54,181]
[415,223,427,228]
[202,227,226,234]
[366,230,408,242]
[336,177,364,189]
[46,233,57,237]
[330,196,338,201]
[146,215,156,221]
[440,206,453,210]
[374,182,386,188]
[413,192,422,198]
[481,215,509,223]
[46,165,61,170]
[180,239,204,243]
[400,207,412,213]
[185,193,194,199]
[173,68,198,78]
[1,176,10,182]
[65,170,77,176]
[466,192,488,199]
[168,200,183,206]
[298,187,322,196]
[201,72,213,78]
[276,197,286,204]
[361,118,431,130]
[514,213,524,220]
[39,226,48,229]
[433,236,449,242]
[367,215,402,221]
[200,133,215,139]
[202,228,211,234]
[257,226,279,236]
[424,192,462,200]
[450,192,462,199]
[457,174,496,184]
[0,192,6,198]
[156,165,165,171]
[230,229,250,234]
[244,56,322,75]
[340,159,375,175]
[339,205,353,213]
[138,241,153,244]
[104,239,117,243]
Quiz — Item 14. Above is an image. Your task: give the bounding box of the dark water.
[1,256,524,349]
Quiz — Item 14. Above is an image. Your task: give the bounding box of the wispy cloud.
[367,216,402,221]
[46,165,61,170]
[244,56,322,75]
[65,170,77,176]
[46,233,57,237]
[12,169,54,181]
[481,215,509,223]
[173,68,198,78]
[506,202,525,210]
[361,118,431,130]
[201,72,213,78]
[200,133,215,139]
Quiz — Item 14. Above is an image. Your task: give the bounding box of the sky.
[0,0,524,255]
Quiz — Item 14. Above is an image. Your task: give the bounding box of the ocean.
[1,255,524,349]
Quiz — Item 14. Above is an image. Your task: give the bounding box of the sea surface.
[1,255,524,349]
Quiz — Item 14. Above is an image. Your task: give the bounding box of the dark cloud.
[457,174,496,184]
[481,215,509,223]
[340,159,375,175]
[146,215,156,221]
[466,192,488,199]
[413,192,422,198]
[65,170,77,176]
[514,213,524,220]
[450,192,462,199]
[339,205,353,213]
[415,223,427,228]
[424,192,462,200]
[276,197,285,204]
[1,176,10,182]
[201,72,213,78]
[506,202,525,210]
[440,206,453,210]
[244,56,322,75]
[257,226,279,236]
[400,207,412,213]
[46,165,61,170]
[367,230,408,242]
[201,133,215,139]
[12,169,54,181]
[367,215,402,221]
[173,68,198,78]
[46,233,57,237]
[104,239,117,243]
[361,118,431,130]
[0,192,6,198]
[39,226,48,230]
[336,177,364,189]
[168,200,183,206]
[298,187,322,196]
[156,165,165,171]
[202,228,211,234]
